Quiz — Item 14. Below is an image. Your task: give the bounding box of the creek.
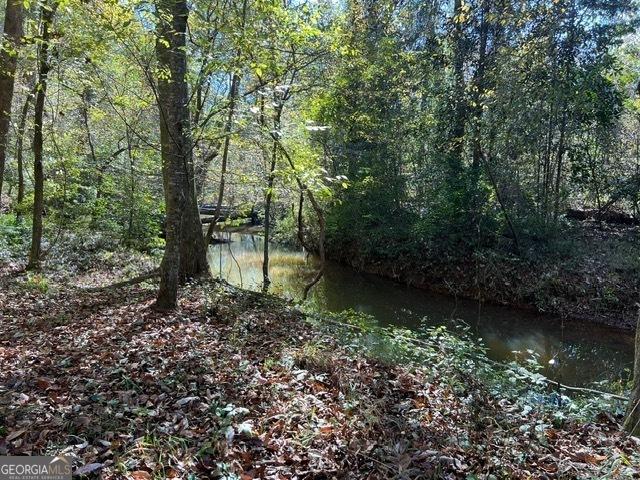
[209,232,634,388]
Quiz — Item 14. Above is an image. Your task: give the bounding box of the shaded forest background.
[1,0,639,323]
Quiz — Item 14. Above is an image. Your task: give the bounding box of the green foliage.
[316,0,639,268]
[0,214,30,258]
[312,308,628,423]
[23,273,49,293]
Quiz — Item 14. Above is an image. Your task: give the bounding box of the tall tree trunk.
[553,110,567,222]
[450,0,466,168]
[126,126,135,242]
[0,0,25,209]
[262,101,282,291]
[468,0,491,230]
[262,140,277,291]
[204,0,247,245]
[154,0,206,310]
[27,1,57,271]
[15,85,34,213]
[471,0,489,172]
[81,90,104,227]
[204,71,240,246]
[625,311,640,436]
[274,140,326,299]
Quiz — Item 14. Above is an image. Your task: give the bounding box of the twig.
[311,313,630,402]
[83,269,160,292]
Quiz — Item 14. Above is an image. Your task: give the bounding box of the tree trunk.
[15,84,34,212]
[179,179,207,279]
[204,0,247,245]
[0,0,25,209]
[154,0,206,310]
[471,0,489,172]
[625,311,640,436]
[81,90,105,227]
[27,2,57,271]
[450,0,466,168]
[273,138,326,299]
[553,110,567,222]
[204,71,240,246]
[126,126,135,241]
[262,101,282,291]
[262,141,277,291]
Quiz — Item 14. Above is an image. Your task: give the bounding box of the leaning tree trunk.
[27,2,57,270]
[624,311,640,436]
[0,0,25,209]
[154,0,206,309]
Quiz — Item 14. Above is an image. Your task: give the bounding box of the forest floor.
[330,220,640,330]
[1,243,640,479]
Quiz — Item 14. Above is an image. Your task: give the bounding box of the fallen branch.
[83,269,160,292]
[311,313,630,402]
[548,381,628,402]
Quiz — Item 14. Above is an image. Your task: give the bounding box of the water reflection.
[209,232,634,387]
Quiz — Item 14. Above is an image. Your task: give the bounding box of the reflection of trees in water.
[210,234,633,387]
[212,233,316,294]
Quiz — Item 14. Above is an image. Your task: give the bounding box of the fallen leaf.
[5,429,26,442]
[175,396,199,407]
[74,463,104,477]
[130,471,152,480]
[574,451,607,465]
[36,378,52,390]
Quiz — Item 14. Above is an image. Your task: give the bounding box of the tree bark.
[179,174,207,279]
[27,2,57,270]
[262,140,277,291]
[625,311,640,436]
[471,0,489,172]
[125,126,135,241]
[154,0,206,310]
[0,0,25,209]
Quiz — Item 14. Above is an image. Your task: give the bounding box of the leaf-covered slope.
[0,262,638,479]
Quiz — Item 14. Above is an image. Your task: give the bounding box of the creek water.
[208,232,634,388]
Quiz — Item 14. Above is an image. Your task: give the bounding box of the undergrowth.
[303,307,630,425]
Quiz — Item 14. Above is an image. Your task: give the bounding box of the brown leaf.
[165,468,179,479]
[130,471,152,480]
[36,378,52,390]
[5,429,26,442]
[574,451,607,465]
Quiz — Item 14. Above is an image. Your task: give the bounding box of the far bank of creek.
[207,231,634,389]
